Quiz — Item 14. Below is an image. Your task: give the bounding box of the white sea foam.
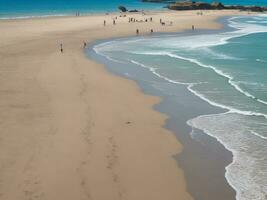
[188,113,267,200]
[130,50,267,108]
[256,58,267,63]
[0,14,70,20]
[129,59,267,119]
[250,130,267,140]
[130,60,190,85]
[93,45,127,64]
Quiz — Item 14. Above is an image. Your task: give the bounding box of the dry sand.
[0,10,242,200]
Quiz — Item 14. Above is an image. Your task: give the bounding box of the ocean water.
[1,0,267,19]
[0,0,165,19]
[93,15,267,200]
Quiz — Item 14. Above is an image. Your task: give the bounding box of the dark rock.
[129,9,139,12]
[168,1,212,10]
[211,2,225,9]
[118,5,128,12]
[167,1,267,12]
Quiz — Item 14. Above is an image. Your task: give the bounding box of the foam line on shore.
[128,59,267,120]
[128,50,267,108]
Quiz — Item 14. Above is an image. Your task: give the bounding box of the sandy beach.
[0,10,243,200]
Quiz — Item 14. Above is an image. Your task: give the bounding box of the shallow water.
[0,0,165,19]
[92,15,267,200]
[2,0,267,19]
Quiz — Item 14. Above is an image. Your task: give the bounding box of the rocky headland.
[142,0,267,12]
[168,1,267,12]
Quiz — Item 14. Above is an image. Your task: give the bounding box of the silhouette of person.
[60,43,63,53]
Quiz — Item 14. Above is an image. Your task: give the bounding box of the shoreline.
[0,10,248,200]
[0,4,167,20]
[87,17,237,200]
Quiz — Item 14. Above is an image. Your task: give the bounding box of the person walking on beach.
[113,20,116,25]
[136,29,139,35]
[104,20,106,26]
[83,42,87,48]
[192,25,195,30]
[150,29,154,34]
[60,43,63,53]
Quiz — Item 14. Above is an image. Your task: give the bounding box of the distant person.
[136,29,139,35]
[113,20,116,25]
[150,29,154,34]
[104,20,106,26]
[83,42,87,48]
[150,17,152,22]
[60,43,63,53]
[160,18,162,23]
[192,25,195,30]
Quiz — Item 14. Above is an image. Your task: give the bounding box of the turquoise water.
[0,0,165,19]
[1,0,267,19]
[93,15,267,200]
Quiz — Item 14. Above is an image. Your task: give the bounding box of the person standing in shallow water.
[192,25,195,30]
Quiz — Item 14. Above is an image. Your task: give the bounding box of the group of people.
[107,16,153,26]
[60,15,197,53]
[159,18,173,26]
[128,17,153,23]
